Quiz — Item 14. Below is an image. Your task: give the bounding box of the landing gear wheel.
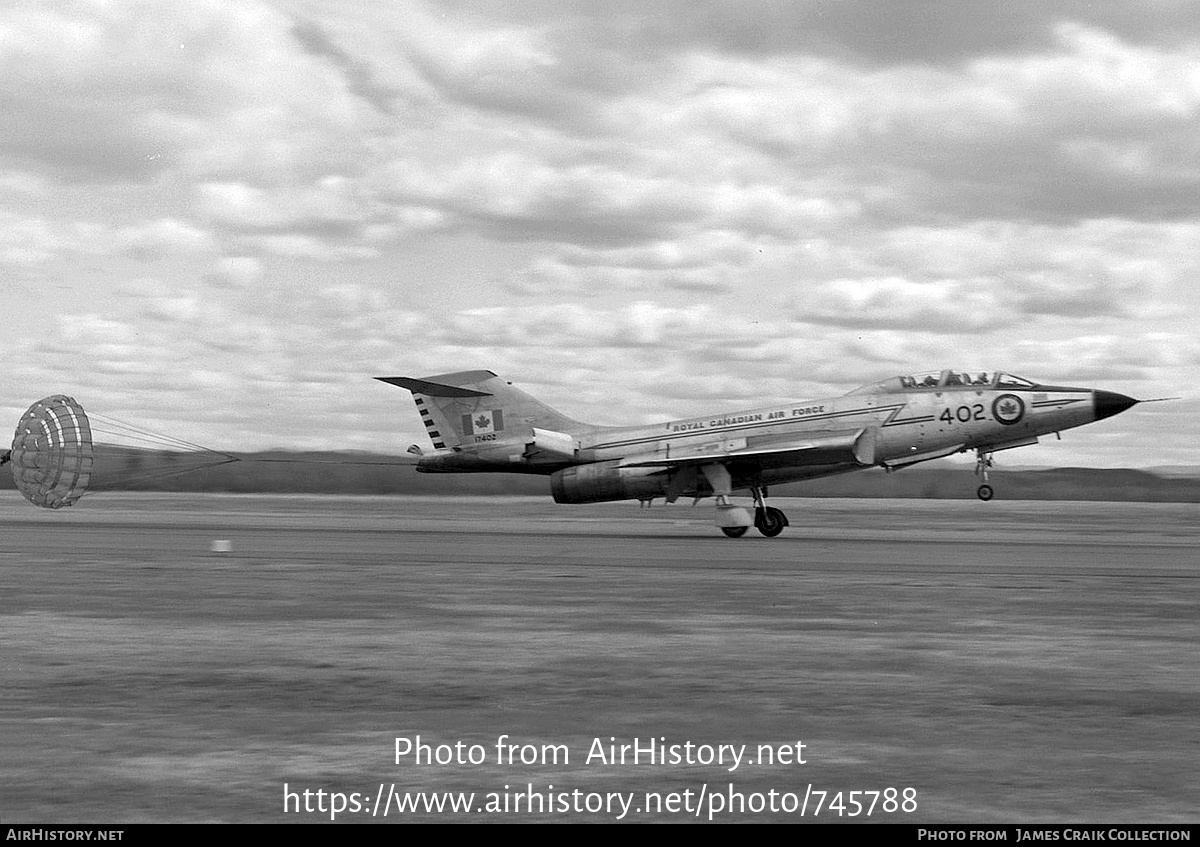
[755,506,787,537]
[721,526,749,538]
[973,450,995,500]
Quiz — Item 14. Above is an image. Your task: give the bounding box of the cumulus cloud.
[1,2,1196,465]
[203,256,263,288]
[0,212,215,265]
[115,218,215,258]
[0,2,365,180]
[793,277,1014,332]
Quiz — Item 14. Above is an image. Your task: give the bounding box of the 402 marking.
[939,404,986,423]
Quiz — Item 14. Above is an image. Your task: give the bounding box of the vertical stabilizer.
[375,370,588,450]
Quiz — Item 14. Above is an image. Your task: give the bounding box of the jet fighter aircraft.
[377,369,1142,537]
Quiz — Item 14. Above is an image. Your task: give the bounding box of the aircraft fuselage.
[385,368,1140,534]
[416,378,1127,486]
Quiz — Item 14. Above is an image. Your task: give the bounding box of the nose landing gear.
[975,449,995,501]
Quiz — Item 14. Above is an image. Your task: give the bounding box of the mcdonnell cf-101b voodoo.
[377,369,1142,538]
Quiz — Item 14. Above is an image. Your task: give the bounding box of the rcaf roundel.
[992,393,1025,425]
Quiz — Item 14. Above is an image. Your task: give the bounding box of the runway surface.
[2,492,1197,823]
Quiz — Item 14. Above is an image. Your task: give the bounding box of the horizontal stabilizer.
[375,376,492,398]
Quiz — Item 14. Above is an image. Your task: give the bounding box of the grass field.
[2,494,1197,822]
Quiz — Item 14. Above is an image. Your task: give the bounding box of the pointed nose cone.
[1093,390,1138,421]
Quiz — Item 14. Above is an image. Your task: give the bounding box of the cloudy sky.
[2,1,1197,467]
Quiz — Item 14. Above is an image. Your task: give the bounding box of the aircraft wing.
[619,428,877,471]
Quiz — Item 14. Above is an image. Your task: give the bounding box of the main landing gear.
[714,484,788,538]
[974,448,995,501]
[751,485,788,537]
[702,465,789,538]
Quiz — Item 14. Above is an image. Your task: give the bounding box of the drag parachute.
[3,395,400,504]
[9,395,93,509]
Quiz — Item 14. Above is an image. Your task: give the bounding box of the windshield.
[996,372,1038,389]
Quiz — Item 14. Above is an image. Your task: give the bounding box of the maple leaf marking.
[999,399,1018,417]
[475,414,492,430]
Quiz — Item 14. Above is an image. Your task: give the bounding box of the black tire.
[721,526,749,538]
[977,484,994,501]
[755,507,787,537]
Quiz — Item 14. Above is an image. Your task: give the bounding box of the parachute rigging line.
[9,401,415,502]
[240,457,415,467]
[87,411,240,459]
[82,410,243,493]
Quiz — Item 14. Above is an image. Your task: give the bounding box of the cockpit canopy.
[847,370,1040,395]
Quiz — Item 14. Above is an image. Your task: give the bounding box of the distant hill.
[1148,466,1200,478]
[786,466,1200,502]
[3,447,1199,501]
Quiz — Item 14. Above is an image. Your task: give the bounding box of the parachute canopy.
[10,395,93,509]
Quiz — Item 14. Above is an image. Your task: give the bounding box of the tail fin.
[376,370,587,450]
